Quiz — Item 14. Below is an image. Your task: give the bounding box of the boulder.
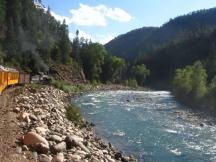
[38,154,51,162]
[35,143,49,154]
[36,127,48,135]
[65,135,83,149]
[29,114,38,121]
[52,142,66,153]
[23,132,49,147]
[16,146,22,154]
[107,158,115,162]
[22,145,29,151]
[13,107,20,113]
[114,152,122,160]
[51,153,64,162]
[121,156,130,162]
[77,142,90,153]
[19,112,30,123]
[68,154,81,161]
[49,135,62,143]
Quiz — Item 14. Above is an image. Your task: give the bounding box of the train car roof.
[0,65,18,72]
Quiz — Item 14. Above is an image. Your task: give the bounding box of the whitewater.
[74,90,216,162]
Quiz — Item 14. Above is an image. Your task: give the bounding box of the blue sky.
[42,0,216,44]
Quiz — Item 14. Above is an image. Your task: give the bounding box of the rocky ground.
[0,87,34,162]
[0,85,137,162]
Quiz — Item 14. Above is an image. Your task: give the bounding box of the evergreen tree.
[72,30,80,62]
[59,20,72,64]
[205,44,216,81]
[51,44,61,62]
[80,43,106,81]
[131,64,150,86]
[0,0,6,25]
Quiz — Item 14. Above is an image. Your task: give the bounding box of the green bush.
[51,79,87,93]
[90,79,99,86]
[172,61,207,100]
[25,83,45,89]
[124,78,138,88]
[66,104,82,123]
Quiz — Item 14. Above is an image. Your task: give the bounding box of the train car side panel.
[19,73,25,84]
[19,73,30,84]
[0,71,3,93]
[7,71,19,85]
[0,71,8,94]
[24,74,30,84]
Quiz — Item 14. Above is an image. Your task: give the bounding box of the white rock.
[53,142,66,153]
[78,142,90,153]
[36,127,48,135]
[38,154,51,162]
[50,135,62,143]
[19,112,30,123]
[51,153,64,162]
[68,154,81,161]
[23,132,49,147]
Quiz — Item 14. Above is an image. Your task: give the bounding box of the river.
[73,90,216,162]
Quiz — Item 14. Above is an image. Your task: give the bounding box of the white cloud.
[69,30,93,41]
[70,4,107,26]
[69,31,115,45]
[50,3,132,26]
[104,7,132,22]
[96,33,116,44]
[50,11,71,24]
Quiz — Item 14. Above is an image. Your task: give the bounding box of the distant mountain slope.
[124,26,216,90]
[105,27,158,58]
[105,7,216,59]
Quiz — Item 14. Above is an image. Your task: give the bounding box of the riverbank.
[1,85,137,162]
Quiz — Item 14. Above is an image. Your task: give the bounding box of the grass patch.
[66,104,82,123]
[123,78,138,88]
[51,79,87,93]
[24,83,45,89]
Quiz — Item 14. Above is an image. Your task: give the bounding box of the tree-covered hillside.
[0,0,150,85]
[105,27,158,59]
[0,0,72,73]
[106,7,216,60]
[136,28,216,88]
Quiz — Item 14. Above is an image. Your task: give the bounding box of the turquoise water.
[73,91,216,162]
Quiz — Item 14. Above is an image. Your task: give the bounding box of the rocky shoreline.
[13,85,138,162]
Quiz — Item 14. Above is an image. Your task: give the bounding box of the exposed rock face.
[14,86,137,162]
[49,60,86,83]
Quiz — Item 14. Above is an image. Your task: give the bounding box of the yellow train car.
[0,66,19,94]
[0,70,8,94]
[7,71,19,85]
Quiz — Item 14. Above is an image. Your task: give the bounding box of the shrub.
[66,104,81,123]
[90,79,98,86]
[124,78,138,88]
[51,79,87,93]
[172,61,207,100]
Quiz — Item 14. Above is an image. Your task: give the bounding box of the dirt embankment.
[49,61,86,84]
[0,88,35,162]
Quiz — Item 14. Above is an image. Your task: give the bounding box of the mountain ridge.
[105,7,216,59]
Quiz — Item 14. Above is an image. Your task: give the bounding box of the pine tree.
[72,30,80,62]
[0,0,6,25]
[59,20,72,64]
